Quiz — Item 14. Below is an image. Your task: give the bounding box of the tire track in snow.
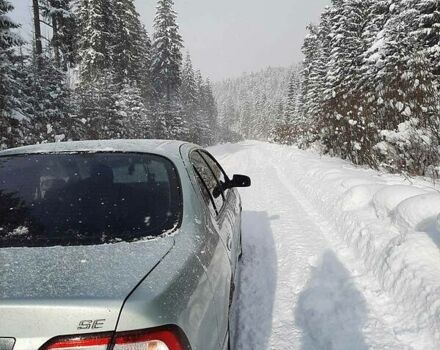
[229,145,330,349]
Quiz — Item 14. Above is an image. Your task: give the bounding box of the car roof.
[0,139,191,157]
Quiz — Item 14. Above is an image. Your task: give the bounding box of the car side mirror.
[229,174,251,188]
[213,174,251,198]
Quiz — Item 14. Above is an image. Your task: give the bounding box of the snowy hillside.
[211,141,440,350]
[213,66,301,140]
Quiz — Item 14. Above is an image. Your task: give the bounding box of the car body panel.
[182,145,240,348]
[0,238,174,349]
[115,223,223,350]
[0,140,244,350]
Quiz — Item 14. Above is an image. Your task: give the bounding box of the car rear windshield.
[0,152,182,248]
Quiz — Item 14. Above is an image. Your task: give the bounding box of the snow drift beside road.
[211,141,440,349]
[271,142,440,347]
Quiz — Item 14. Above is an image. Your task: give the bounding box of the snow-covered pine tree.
[300,11,329,147]
[77,0,114,82]
[111,0,154,139]
[112,0,147,85]
[359,0,392,112]
[310,4,343,152]
[75,70,119,140]
[190,70,219,145]
[151,0,183,99]
[405,0,440,166]
[256,92,272,139]
[274,68,302,145]
[155,97,188,140]
[300,0,440,176]
[301,24,319,127]
[0,0,26,148]
[372,1,440,175]
[238,97,253,139]
[284,73,297,123]
[40,0,78,69]
[181,53,198,142]
[21,49,73,144]
[0,0,23,117]
[151,0,185,139]
[76,0,127,140]
[137,26,155,104]
[301,5,335,147]
[193,70,206,143]
[113,84,151,139]
[360,0,392,79]
[409,0,440,77]
[199,79,218,145]
[286,68,302,123]
[321,0,374,164]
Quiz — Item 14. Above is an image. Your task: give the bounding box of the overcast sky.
[11,0,330,81]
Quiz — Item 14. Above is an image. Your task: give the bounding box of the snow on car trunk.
[0,236,174,339]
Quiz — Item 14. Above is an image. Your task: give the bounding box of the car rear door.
[198,150,241,274]
[188,149,233,349]
[197,150,243,350]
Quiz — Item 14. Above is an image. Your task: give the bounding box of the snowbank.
[264,143,440,347]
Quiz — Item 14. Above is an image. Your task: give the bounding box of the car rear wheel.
[238,229,243,261]
[228,258,241,350]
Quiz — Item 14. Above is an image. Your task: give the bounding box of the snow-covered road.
[211,142,440,350]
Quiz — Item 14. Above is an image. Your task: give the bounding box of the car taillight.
[41,333,112,350]
[40,328,187,350]
[113,329,183,350]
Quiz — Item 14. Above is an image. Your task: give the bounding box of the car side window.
[193,167,217,217]
[190,151,224,214]
[200,151,230,198]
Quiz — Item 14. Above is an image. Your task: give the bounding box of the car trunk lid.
[0,236,175,347]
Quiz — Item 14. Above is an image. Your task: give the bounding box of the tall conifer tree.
[113,0,147,85]
[181,53,198,140]
[40,0,77,69]
[151,0,185,138]
[77,0,114,82]
[0,0,23,119]
[151,0,183,100]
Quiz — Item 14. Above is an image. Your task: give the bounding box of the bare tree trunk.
[32,0,43,63]
[52,15,60,67]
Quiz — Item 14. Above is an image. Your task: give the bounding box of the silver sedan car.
[0,140,250,350]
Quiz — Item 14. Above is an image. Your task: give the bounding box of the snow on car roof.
[0,139,189,157]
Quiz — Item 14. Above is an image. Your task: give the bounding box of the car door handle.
[227,234,232,251]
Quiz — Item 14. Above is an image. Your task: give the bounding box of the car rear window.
[0,153,182,248]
